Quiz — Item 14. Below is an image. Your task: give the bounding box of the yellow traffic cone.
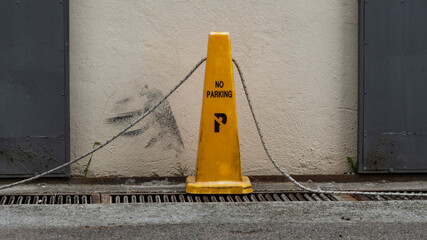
[186,32,253,194]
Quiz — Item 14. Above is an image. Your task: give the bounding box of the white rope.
[1,57,426,198]
[0,58,206,191]
[232,59,427,197]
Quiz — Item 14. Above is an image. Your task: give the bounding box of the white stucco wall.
[69,0,358,177]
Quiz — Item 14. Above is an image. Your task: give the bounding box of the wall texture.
[69,0,358,177]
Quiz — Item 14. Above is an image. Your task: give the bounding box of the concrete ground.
[2,177,427,194]
[1,178,427,239]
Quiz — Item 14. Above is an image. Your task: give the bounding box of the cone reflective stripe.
[186,32,253,194]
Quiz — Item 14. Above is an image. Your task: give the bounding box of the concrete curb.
[1,201,427,229]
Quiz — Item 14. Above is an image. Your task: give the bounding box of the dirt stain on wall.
[106,85,184,154]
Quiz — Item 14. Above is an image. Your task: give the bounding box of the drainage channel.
[0,194,96,205]
[0,191,426,205]
[110,192,338,203]
[352,192,427,201]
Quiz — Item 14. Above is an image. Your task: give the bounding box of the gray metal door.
[359,0,427,173]
[0,0,69,177]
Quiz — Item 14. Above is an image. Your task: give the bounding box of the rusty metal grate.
[0,194,93,205]
[109,192,340,203]
[353,191,427,201]
[2,191,426,204]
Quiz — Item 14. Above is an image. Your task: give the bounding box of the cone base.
[186,176,253,194]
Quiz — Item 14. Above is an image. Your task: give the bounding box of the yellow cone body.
[186,32,252,194]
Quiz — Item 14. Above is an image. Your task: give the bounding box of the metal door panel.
[359,0,427,173]
[0,0,69,177]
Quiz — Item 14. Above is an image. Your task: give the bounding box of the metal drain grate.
[2,191,426,204]
[353,191,427,201]
[109,192,340,203]
[0,194,93,205]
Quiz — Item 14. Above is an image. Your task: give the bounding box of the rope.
[0,58,206,191]
[232,59,427,197]
[0,57,426,197]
